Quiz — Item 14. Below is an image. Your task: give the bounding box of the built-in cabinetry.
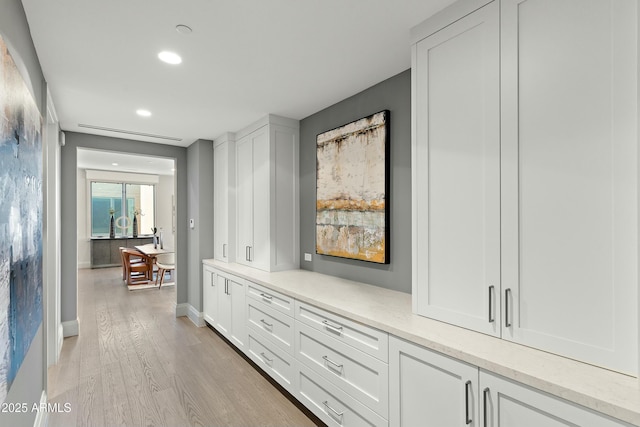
[213,133,235,263]
[213,269,246,351]
[390,336,633,427]
[295,301,389,425]
[202,261,639,426]
[202,264,218,325]
[234,115,299,272]
[412,0,638,374]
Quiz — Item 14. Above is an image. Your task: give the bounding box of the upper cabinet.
[412,0,501,337]
[412,0,638,374]
[213,133,235,263]
[235,115,300,272]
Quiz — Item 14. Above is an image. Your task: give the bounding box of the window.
[91,182,155,237]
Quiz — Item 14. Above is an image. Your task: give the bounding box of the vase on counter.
[109,214,115,238]
[132,214,138,238]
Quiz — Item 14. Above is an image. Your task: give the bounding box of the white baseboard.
[62,319,79,337]
[187,304,205,327]
[32,390,47,427]
[175,303,189,318]
[77,261,91,269]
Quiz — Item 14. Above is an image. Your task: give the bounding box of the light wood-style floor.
[47,267,320,427]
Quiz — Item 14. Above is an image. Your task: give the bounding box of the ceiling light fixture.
[176,24,193,35]
[136,109,152,117]
[112,163,119,166]
[158,51,182,65]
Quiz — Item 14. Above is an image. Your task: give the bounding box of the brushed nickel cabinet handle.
[505,288,512,327]
[488,285,495,323]
[322,319,343,334]
[260,319,273,329]
[322,355,344,372]
[483,387,490,427]
[322,401,344,420]
[465,380,472,425]
[260,352,273,364]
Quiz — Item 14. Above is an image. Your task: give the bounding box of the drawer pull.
[483,387,490,427]
[260,319,273,329]
[322,319,343,334]
[260,293,273,301]
[260,352,273,364]
[322,400,344,421]
[322,355,344,372]
[465,380,472,425]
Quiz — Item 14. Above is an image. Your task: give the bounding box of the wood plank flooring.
[47,267,321,427]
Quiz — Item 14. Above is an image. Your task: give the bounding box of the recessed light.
[176,24,192,35]
[158,51,182,65]
[112,163,119,166]
[136,109,152,117]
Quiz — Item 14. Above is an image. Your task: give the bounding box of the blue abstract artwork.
[0,36,43,403]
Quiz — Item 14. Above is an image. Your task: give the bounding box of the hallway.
[47,268,319,427]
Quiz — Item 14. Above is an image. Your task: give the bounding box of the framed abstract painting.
[316,110,389,264]
[0,36,43,403]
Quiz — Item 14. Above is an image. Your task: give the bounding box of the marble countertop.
[202,259,640,426]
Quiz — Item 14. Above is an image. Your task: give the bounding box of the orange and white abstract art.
[316,110,389,263]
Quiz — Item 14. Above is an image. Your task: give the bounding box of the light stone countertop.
[202,259,640,426]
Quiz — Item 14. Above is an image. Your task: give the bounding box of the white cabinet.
[480,371,633,427]
[213,133,235,262]
[202,265,218,326]
[412,0,638,374]
[389,336,478,427]
[499,0,638,375]
[235,115,299,272]
[215,270,246,351]
[412,0,501,337]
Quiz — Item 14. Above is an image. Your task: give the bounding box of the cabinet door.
[213,141,229,262]
[500,0,638,374]
[413,1,501,336]
[215,273,231,338]
[480,371,632,427]
[228,277,246,350]
[249,126,270,271]
[202,266,218,325]
[390,337,478,427]
[235,133,254,266]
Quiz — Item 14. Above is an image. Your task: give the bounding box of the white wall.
[76,169,176,268]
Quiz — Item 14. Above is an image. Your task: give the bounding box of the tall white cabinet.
[235,115,299,272]
[213,132,235,262]
[412,0,638,375]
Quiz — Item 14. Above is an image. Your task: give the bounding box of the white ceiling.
[21,0,456,148]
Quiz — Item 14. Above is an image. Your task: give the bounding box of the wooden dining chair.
[121,248,153,285]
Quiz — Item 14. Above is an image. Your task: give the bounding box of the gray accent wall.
[0,1,46,426]
[187,139,214,312]
[60,132,189,324]
[299,70,412,293]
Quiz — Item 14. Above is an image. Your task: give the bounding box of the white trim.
[85,169,160,184]
[32,390,48,427]
[175,303,189,318]
[187,304,205,327]
[77,261,91,270]
[62,319,79,337]
[57,323,64,358]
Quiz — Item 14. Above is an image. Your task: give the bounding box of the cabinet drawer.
[247,298,294,354]
[246,328,297,394]
[298,363,388,427]
[295,301,389,362]
[247,281,294,316]
[296,321,389,418]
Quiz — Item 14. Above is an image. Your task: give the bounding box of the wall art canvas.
[0,36,43,404]
[316,110,389,263]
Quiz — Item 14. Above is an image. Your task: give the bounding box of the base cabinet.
[202,265,218,325]
[215,270,246,351]
[297,363,388,427]
[389,336,478,427]
[480,371,633,427]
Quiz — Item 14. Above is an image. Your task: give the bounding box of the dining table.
[134,243,175,286]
